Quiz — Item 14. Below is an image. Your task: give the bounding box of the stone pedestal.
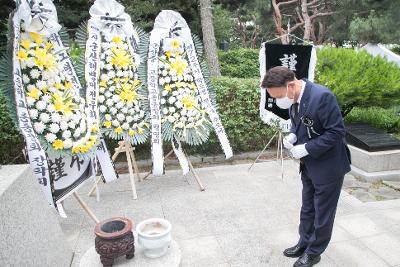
[349,145,400,182]
[0,165,73,267]
[80,236,181,267]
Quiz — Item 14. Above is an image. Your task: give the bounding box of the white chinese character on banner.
[279,53,297,71]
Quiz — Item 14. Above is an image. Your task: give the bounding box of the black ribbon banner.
[264,44,313,120]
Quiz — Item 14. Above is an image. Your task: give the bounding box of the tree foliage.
[316,48,400,116]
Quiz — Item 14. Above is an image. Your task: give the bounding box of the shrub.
[345,107,400,133]
[316,47,400,116]
[218,48,259,78]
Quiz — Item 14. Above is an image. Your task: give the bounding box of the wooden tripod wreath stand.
[87,141,206,199]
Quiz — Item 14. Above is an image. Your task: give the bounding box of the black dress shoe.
[293,253,321,267]
[283,245,306,258]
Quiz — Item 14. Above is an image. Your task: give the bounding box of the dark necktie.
[292,102,299,122]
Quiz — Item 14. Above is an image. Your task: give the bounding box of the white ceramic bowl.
[136,218,172,258]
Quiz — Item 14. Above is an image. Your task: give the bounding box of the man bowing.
[261,66,351,267]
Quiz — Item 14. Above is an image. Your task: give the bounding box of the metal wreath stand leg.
[248,128,287,179]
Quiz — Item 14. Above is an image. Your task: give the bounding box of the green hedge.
[218,49,259,78]
[0,77,272,164]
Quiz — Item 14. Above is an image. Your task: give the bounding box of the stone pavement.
[60,160,400,267]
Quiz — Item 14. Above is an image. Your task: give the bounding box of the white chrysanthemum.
[122,123,129,130]
[22,74,30,84]
[36,80,47,90]
[68,121,76,129]
[171,76,178,82]
[126,116,133,123]
[174,113,180,119]
[139,110,144,117]
[112,95,120,103]
[162,70,168,76]
[117,70,123,77]
[60,121,68,131]
[129,109,135,115]
[187,122,194,128]
[116,102,123,109]
[99,105,107,113]
[42,94,52,103]
[36,100,47,110]
[165,77,171,83]
[172,91,179,96]
[167,116,175,123]
[175,122,184,128]
[168,96,176,104]
[106,64,113,70]
[34,121,45,133]
[133,115,139,121]
[73,129,81,138]
[62,130,72,139]
[26,58,35,68]
[26,97,35,107]
[47,104,56,113]
[121,107,128,114]
[51,113,61,123]
[117,113,125,122]
[169,107,176,113]
[105,114,112,121]
[29,109,39,119]
[106,98,113,107]
[100,74,109,81]
[49,123,60,133]
[108,70,115,79]
[126,102,133,108]
[159,78,165,85]
[175,101,183,109]
[108,86,115,92]
[110,107,117,115]
[98,95,105,103]
[39,112,50,123]
[112,120,119,127]
[162,90,168,97]
[30,69,40,79]
[160,99,166,105]
[63,139,73,149]
[181,109,187,116]
[45,133,57,143]
[105,90,113,98]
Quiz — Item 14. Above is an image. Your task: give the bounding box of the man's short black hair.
[261,66,296,88]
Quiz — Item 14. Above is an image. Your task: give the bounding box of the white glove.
[290,144,309,159]
[283,133,297,149]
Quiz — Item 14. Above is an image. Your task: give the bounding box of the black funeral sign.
[264,44,313,120]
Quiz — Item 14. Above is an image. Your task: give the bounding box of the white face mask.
[275,85,294,109]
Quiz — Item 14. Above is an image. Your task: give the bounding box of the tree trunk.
[301,0,312,41]
[199,0,221,77]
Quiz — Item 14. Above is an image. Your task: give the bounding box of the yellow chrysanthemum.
[54,83,63,90]
[52,139,64,150]
[52,92,75,114]
[165,51,172,58]
[17,50,28,61]
[72,146,81,154]
[91,125,98,133]
[111,47,131,68]
[171,39,181,50]
[34,47,56,70]
[115,127,123,134]
[20,39,31,50]
[29,32,44,45]
[138,128,144,134]
[63,80,72,90]
[45,42,53,51]
[182,95,195,110]
[170,57,188,76]
[27,87,40,100]
[103,121,112,128]
[165,84,172,92]
[99,80,107,88]
[112,36,122,44]
[128,129,135,136]
[119,82,138,103]
[191,83,197,90]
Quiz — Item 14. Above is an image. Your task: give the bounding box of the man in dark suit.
[261,66,351,267]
